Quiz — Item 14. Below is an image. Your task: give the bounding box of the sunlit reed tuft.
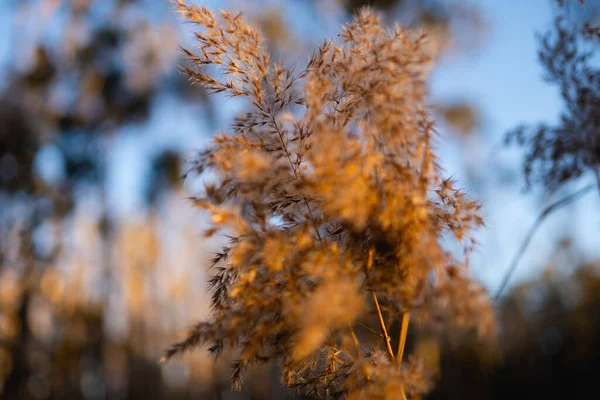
[167,2,495,398]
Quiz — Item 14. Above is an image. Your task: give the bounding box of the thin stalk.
[371,292,394,361]
[348,325,361,357]
[494,183,594,300]
[396,312,410,365]
[357,321,384,338]
[267,112,322,241]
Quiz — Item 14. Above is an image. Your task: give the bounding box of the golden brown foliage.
[167,2,495,398]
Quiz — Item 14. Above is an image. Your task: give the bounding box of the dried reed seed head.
[169,2,494,398]
[291,278,365,361]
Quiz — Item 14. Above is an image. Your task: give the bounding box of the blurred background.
[1,0,600,398]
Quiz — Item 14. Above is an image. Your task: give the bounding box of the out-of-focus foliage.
[343,0,399,12]
[506,8,600,191]
[428,261,600,399]
[0,99,38,192]
[438,101,480,137]
[0,0,219,398]
[146,150,182,206]
[0,192,222,398]
[3,0,183,194]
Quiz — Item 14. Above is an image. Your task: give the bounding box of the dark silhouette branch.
[494,183,595,301]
